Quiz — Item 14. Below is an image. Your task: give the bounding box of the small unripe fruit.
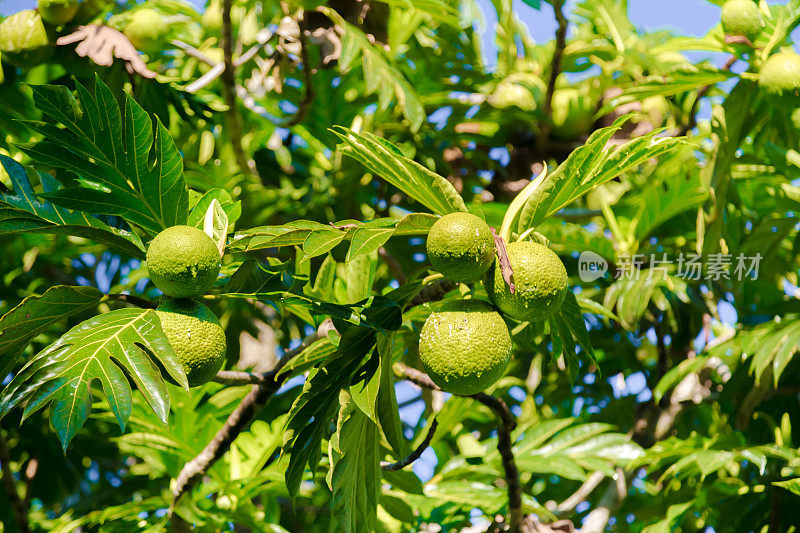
[124,8,167,52]
[38,0,80,26]
[0,10,53,66]
[760,50,800,105]
[721,0,762,41]
[426,212,495,283]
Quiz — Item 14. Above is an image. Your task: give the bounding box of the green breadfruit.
[551,87,595,140]
[418,299,511,395]
[156,298,226,387]
[0,10,53,66]
[760,50,800,105]
[426,212,495,283]
[146,225,221,298]
[124,8,167,51]
[485,241,568,322]
[38,0,80,26]
[721,0,762,41]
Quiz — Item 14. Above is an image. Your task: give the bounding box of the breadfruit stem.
[220,0,259,179]
[380,417,438,471]
[393,363,524,532]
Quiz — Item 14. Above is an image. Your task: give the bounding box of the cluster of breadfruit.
[145,226,226,388]
[419,213,569,395]
[720,0,800,104]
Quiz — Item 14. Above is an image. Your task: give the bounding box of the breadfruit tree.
[0,0,799,532]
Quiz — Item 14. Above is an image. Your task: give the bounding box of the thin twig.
[555,470,606,514]
[169,334,318,511]
[220,0,258,179]
[538,0,568,154]
[106,293,156,309]
[378,247,407,284]
[0,429,30,533]
[282,33,315,126]
[381,418,438,471]
[392,363,523,532]
[579,468,627,533]
[678,54,736,136]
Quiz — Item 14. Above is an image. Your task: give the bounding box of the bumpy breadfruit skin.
[0,10,53,66]
[426,212,495,283]
[156,298,226,387]
[146,225,221,298]
[485,241,568,322]
[419,299,511,395]
[760,50,800,104]
[721,0,762,41]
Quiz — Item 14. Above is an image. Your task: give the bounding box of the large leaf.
[517,116,685,233]
[712,317,800,387]
[240,214,437,262]
[0,156,146,257]
[330,14,425,130]
[326,390,380,533]
[0,308,188,451]
[631,149,708,240]
[510,419,643,480]
[0,285,105,375]
[599,68,735,115]
[550,291,597,380]
[282,325,377,499]
[18,76,188,237]
[333,128,467,216]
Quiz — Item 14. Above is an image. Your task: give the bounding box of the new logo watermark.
[578,251,608,282]
[577,252,762,282]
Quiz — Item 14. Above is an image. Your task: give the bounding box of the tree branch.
[170,333,319,510]
[212,370,267,385]
[408,278,458,308]
[579,468,627,533]
[106,293,156,309]
[378,246,407,284]
[554,470,606,514]
[538,0,568,154]
[381,417,438,471]
[393,363,523,532]
[0,429,30,533]
[678,54,736,136]
[283,32,315,127]
[220,0,258,179]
